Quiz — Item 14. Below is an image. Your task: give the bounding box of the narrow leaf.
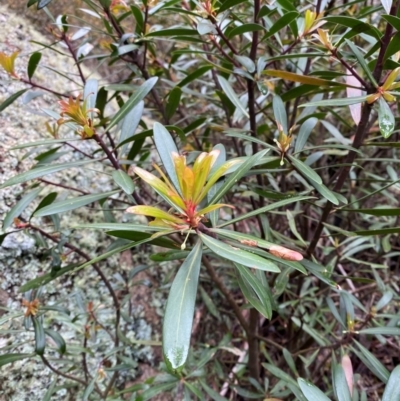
[208,149,268,204]
[298,378,332,401]
[218,195,314,228]
[27,52,42,79]
[381,0,393,15]
[34,190,118,217]
[382,365,400,401]
[153,122,180,194]
[273,95,288,134]
[0,353,33,367]
[0,159,96,189]
[287,154,322,184]
[199,232,280,272]
[3,187,41,230]
[33,317,46,355]
[378,98,395,138]
[45,329,66,354]
[333,364,352,401]
[112,170,135,194]
[300,96,368,108]
[0,89,28,113]
[107,77,157,130]
[217,75,249,118]
[163,240,203,371]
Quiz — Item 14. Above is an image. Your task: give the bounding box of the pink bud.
[269,245,303,261]
[342,354,353,396]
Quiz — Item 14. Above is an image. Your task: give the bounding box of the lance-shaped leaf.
[217,75,249,118]
[133,166,185,212]
[333,363,352,401]
[107,77,158,130]
[235,263,273,319]
[273,95,288,134]
[197,203,233,216]
[298,378,332,401]
[126,205,185,224]
[153,122,180,194]
[207,149,269,205]
[199,232,280,272]
[34,190,119,217]
[163,240,203,371]
[382,365,400,401]
[0,159,96,189]
[378,98,395,139]
[3,187,42,230]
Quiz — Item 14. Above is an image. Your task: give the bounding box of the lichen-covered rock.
[0,5,160,400]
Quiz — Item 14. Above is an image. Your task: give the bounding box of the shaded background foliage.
[1,0,400,400]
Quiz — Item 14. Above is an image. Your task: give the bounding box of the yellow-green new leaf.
[126,206,184,224]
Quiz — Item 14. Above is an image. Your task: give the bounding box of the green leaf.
[73,222,161,232]
[218,0,247,13]
[286,154,322,184]
[27,52,42,79]
[199,232,280,272]
[0,353,33,367]
[227,23,265,38]
[112,170,135,194]
[34,190,118,217]
[384,31,400,61]
[217,75,249,118]
[298,378,332,401]
[178,65,212,87]
[273,95,288,134]
[200,381,229,401]
[217,195,314,228]
[163,240,203,371]
[166,86,182,120]
[333,364,352,401]
[300,96,368,108]
[235,263,273,319]
[130,5,144,33]
[27,0,38,7]
[19,263,79,292]
[208,149,268,204]
[37,0,53,9]
[382,365,400,401]
[351,341,390,382]
[378,98,395,138]
[106,230,179,249]
[0,159,96,189]
[325,16,382,41]
[306,177,339,205]
[45,329,66,354]
[382,14,400,31]
[146,28,199,37]
[33,317,46,355]
[83,79,98,119]
[153,122,180,193]
[107,77,158,130]
[358,327,400,336]
[344,39,378,87]
[295,117,318,153]
[345,207,400,216]
[0,89,28,113]
[265,11,299,38]
[10,138,80,150]
[3,187,42,230]
[83,373,98,401]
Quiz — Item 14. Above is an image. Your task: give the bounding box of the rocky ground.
[0,4,167,400]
